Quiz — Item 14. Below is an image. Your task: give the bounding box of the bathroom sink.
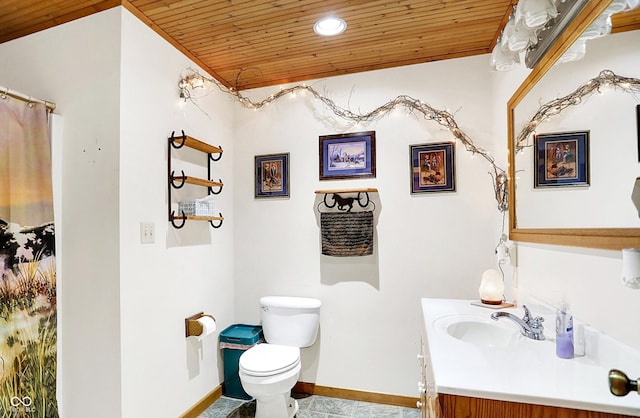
[434,315,522,348]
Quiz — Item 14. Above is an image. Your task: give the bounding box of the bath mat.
[320,211,373,256]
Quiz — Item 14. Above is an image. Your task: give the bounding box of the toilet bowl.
[238,296,321,418]
[239,344,301,418]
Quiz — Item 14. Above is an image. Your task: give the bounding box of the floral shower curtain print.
[0,96,58,417]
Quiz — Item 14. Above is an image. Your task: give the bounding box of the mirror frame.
[508,0,640,251]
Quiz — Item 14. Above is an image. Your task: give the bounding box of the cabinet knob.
[609,369,639,396]
[416,401,424,409]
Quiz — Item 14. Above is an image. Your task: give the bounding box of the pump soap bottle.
[555,305,574,359]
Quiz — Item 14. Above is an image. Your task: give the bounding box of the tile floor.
[198,394,421,418]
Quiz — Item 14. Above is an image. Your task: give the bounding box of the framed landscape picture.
[534,131,589,188]
[255,153,290,198]
[410,142,456,194]
[319,131,376,180]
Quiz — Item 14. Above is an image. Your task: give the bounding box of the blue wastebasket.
[219,324,263,399]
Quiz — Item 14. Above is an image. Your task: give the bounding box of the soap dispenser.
[555,304,574,359]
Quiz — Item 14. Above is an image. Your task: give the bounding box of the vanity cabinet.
[420,298,640,418]
[418,364,634,418]
[417,389,633,418]
[417,338,427,418]
[167,131,224,229]
[437,394,634,418]
[418,334,442,418]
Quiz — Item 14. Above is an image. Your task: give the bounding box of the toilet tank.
[260,296,321,347]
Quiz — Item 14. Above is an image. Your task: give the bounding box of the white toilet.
[239,296,321,418]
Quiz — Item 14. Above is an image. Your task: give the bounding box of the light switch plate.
[140,222,155,244]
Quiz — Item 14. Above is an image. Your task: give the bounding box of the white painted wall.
[0,7,235,418]
[118,10,235,418]
[232,56,502,397]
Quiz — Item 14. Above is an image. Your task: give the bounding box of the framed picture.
[255,153,290,198]
[534,131,589,188]
[410,142,455,194]
[319,131,376,180]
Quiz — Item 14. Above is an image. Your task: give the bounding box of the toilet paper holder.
[185,312,216,337]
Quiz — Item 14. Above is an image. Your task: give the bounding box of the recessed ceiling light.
[313,16,347,36]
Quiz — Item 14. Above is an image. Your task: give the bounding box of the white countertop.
[421,298,640,416]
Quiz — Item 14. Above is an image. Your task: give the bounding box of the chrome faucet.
[490,305,545,341]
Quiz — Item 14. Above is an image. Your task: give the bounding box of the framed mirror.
[508,1,640,250]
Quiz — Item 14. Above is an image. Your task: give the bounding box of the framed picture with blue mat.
[255,153,290,198]
[534,131,589,188]
[319,131,376,180]
[410,142,455,194]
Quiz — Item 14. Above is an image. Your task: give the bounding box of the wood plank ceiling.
[1,1,639,91]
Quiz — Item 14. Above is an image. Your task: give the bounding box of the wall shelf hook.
[169,170,187,188]
[209,214,224,228]
[208,180,223,195]
[169,130,187,149]
[209,146,223,161]
[170,210,187,229]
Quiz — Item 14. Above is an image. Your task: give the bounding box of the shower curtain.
[0,96,58,417]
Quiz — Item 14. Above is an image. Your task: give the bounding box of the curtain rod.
[0,85,56,112]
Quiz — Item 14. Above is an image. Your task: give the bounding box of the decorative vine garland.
[515,70,640,152]
[179,68,509,212]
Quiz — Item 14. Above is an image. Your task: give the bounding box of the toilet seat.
[239,344,300,377]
